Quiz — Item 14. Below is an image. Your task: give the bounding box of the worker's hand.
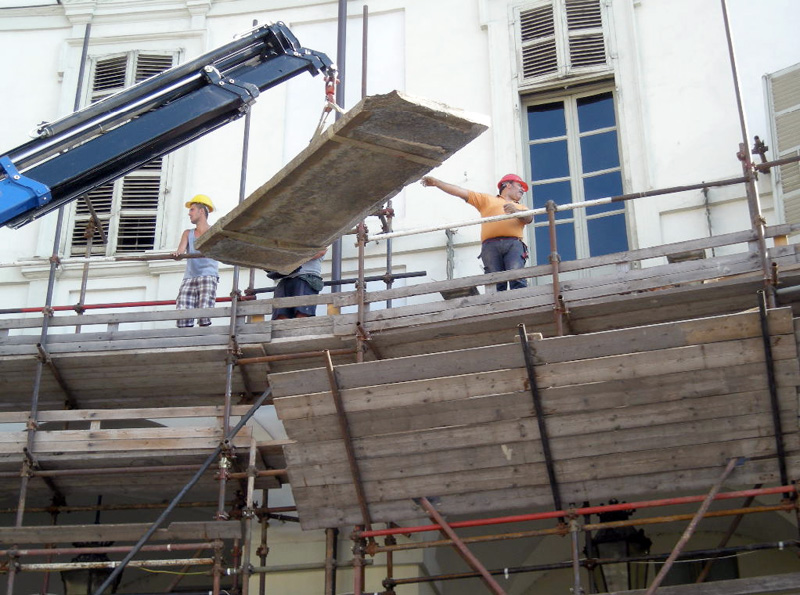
[421,176,437,188]
[503,202,522,214]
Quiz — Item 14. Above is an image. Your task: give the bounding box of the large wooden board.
[196,91,488,272]
[271,309,800,529]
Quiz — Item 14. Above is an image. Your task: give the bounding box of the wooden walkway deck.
[0,405,284,509]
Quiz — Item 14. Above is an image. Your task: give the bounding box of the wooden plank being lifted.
[197,91,488,272]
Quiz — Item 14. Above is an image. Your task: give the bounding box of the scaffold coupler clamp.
[21,447,37,475]
[216,446,234,482]
[256,544,270,558]
[355,221,369,246]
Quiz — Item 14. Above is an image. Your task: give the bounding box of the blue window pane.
[580,131,620,173]
[527,102,566,140]
[577,92,615,133]
[584,171,623,214]
[535,222,577,265]
[530,140,570,180]
[531,180,573,222]
[587,213,628,256]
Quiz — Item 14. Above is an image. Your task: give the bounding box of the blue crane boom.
[0,21,335,229]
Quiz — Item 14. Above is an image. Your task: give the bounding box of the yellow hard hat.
[185,194,215,213]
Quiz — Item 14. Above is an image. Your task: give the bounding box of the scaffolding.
[3,2,800,595]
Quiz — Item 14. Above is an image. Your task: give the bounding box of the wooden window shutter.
[521,5,558,79]
[116,159,163,253]
[565,0,606,70]
[767,63,800,225]
[135,54,174,83]
[519,0,608,85]
[91,54,127,97]
[71,52,174,256]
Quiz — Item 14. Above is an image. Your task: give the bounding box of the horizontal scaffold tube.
[0,542,214,558]
[11,558,214,573]
[357,484,798,539]
[369,503,796,554]
[368,175,749,243]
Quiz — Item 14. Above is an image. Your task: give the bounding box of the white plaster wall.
[625,0,799,248]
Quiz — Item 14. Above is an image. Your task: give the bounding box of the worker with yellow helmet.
[173,194,219,327]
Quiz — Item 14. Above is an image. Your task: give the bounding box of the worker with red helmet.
[421,174,533,291]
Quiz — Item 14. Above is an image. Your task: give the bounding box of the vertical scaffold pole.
[8,21,93,595]
[720,0,773,305]
[324,527,339,595]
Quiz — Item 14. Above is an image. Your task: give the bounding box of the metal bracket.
[0,156,52,226]
[202,65,260,112]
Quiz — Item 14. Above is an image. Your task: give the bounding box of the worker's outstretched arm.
[173,230,190,258]
[421,176,470,202]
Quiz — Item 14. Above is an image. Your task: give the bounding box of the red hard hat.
[497,174,529,193]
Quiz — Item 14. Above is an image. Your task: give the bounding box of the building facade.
[1,1,799,593]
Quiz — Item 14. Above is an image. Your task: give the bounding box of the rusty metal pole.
[212,540,223,595]
[570,517,585,595]
[518,324,563,513]
[75,213,104,333]
[330,0,347,294]
[356,222,367,363]
[258,491,268,595]
[417,497,507,594]
[38,496,63,595]
[546,200,564,335]
[324,527,339,595]
[239,437,258,595]
[644,457,741,595]
[695,484,761,583]
[324,351,372,530]
[383,535,397,594]
[352,526,366,595]
[720,0,773,305]
[10,23,93,595]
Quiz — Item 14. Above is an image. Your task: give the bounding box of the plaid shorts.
[176,275,218,327]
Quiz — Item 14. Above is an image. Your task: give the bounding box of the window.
[766,62,800,229]
[526,90,628,265]
[519,0,608,85]
[70,52,174,256]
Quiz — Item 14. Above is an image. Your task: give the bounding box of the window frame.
[765,62,800,229]
[522,85,629,265]
[516,0,612,90]
[67,49,178,257]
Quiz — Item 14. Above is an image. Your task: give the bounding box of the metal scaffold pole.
[720,0,774,305]
[8,21,92,595]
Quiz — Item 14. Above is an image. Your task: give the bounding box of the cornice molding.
[61,0,211,26]
[63,27,203,47]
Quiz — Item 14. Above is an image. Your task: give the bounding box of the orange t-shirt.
[467,191,527,242]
